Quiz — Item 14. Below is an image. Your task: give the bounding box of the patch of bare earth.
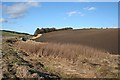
[31,34,42,40]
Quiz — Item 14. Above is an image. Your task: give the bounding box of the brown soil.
[36,29,119,54]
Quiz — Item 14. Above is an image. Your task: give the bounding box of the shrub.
[6,38,18,44]
[34,28,40,36]
[34,27,73,35]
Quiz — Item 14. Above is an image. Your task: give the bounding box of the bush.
[6,38,18,44]
[34,28,40,36]
[34,27,73,35]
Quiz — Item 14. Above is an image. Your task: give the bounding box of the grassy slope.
[1,30,30,37]
[2,31,23,36]
[2,41,60,79]
[1,30,60,79]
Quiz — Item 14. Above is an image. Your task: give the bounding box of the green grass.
[0,30,30,37]
[2,31,24,37]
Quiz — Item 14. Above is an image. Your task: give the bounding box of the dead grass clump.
[15,41,120,78]
[15,41,47,56]
[44,43,111,62]
[15,41,110,62]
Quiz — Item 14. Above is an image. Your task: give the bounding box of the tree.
[34,28,40,36]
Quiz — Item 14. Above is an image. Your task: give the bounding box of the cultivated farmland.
[35,29,119,54]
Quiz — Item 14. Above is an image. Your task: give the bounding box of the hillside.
[1,30,60,79]
[35,29,119,54]
[1,30,30,37]
[1,29,120,79]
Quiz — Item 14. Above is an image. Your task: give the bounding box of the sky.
[0,2,118,34]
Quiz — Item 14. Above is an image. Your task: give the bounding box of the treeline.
[34,27,73,35]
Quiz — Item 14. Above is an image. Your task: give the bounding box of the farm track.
[31,34,42,40]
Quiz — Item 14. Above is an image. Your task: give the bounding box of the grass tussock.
[15,41,47,56]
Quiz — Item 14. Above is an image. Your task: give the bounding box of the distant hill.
[0,30,30,37]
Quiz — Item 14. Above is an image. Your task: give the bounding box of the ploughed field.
[35,29,119,54]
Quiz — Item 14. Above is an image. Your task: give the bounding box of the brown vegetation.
[2,39,60,79]
[15,41,110,61]
[15,41,119,78]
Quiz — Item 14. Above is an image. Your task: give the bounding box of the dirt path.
[31,34,42,40]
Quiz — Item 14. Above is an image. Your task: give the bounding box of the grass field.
[2,31,23,36]
[1,30,30,37]
[35,29,119,54]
